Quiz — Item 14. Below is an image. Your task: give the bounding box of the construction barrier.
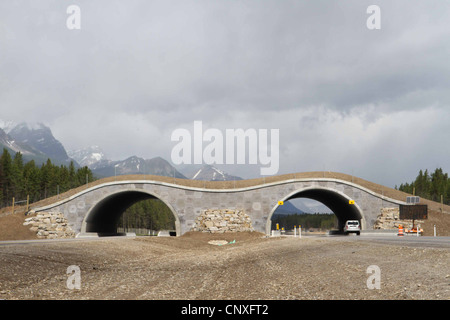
[404,227,423,236]
[397,224,404,236]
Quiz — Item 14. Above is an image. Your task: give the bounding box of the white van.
[344,220,360,235]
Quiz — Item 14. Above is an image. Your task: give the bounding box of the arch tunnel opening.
[270,188,363,234]
[83,190,178,237]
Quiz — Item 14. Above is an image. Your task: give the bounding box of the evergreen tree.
[39,159,54,198]
[57,165,70,194]
[430,168,448,202]
[1,148,13,203]
[76,166,94,186]
[0,150,96,209]
[12,152,25,200]
[399,168,450,205]
[68,161,76,189]
[23,160,40,202]
[271,213,337,230]
[118,199,176,231]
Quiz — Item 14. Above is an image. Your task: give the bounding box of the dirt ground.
[0,232,448,300]
[423,210,450,236]
[0,212,37,240]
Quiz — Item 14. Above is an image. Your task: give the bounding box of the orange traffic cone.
[398,224,404,236]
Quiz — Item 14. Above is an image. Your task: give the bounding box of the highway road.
[0,233,449,249]
[311,233,450,249]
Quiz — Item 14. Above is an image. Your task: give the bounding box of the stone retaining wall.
[373,208,424,230]
[191,209,254,233]
[23,211,76,239]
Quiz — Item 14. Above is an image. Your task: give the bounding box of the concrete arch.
[80,188,181,236]
[265,186,366,234]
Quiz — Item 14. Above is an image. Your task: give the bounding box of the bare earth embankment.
[0,232,448,300]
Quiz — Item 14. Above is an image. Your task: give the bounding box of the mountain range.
[0,123,66,166]
[8,122,73,166]
[73,153,188,179]
[190,164,243,181]
[0,120,237,181]
[274,201,306,215]
[0,120,321,215]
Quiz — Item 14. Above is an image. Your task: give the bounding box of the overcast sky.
[1,0,449,188]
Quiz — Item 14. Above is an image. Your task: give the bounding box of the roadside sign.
[349,200,355,205]
[278,201,284,206]
[399,204,428,220]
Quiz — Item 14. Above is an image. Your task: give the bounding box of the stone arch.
[80,188,181,236]
[265,186,365,234]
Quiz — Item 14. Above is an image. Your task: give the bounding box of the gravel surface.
[0,232,448,300]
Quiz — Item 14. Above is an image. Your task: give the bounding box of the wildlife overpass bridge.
[33,172,419,237]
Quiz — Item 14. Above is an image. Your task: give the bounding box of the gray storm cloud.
[0,0,449,187]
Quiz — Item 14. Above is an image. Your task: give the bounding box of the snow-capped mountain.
[0,127,44,157]
[90,155,187,179]
[7,122,74,166]
[68,146,107,168]
[190,165,242,181]
[0,119,17,134]
[112,156,148,176]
